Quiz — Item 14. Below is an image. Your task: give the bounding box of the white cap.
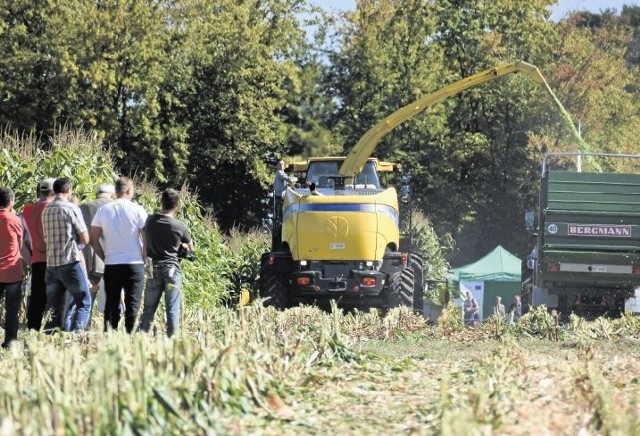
[38,178,56,192]
[97,184,115,194]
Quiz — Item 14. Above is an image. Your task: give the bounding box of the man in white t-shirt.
[90,177,147,333]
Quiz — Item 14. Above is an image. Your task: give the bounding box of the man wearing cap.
[21,178,56,330]
[0,187,23,347]
[80,184,115,322]
[42,178,92,331]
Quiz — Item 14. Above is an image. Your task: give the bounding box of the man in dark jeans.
[138,189,193,337]
[0,188,24,347]
[463,291,479,325]
[22,178,55,330]
[90,177,147,333]
[80,184,114,324]
[42,179,92,331]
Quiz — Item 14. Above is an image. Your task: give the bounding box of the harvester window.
[306,162,340,185]
[305,160,381,190]
[318,176,334,188]
[353,162,380,189]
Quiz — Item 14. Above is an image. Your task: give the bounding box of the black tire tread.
[386,269,413,309]
[411,255,424,316]
[259,256,289,309]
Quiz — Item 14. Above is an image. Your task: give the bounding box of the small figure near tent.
[509,295,522,323]
[493,296,506,316]
[463,291,479,325]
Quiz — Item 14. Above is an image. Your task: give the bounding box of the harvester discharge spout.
[339,61,548,177]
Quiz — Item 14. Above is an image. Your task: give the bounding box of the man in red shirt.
[0,187,23,348]
[22,178,55,330]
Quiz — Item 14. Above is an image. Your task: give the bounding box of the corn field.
[0,305,639,433]
[0,128,268,308]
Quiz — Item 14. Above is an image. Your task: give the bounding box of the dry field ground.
[251,338,640,435]
[0,305,639,434]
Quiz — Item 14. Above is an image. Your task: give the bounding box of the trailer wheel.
[259,256,289,309]
[610,296,626,318]
[557,295,570,321]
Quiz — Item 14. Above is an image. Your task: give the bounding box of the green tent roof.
[450,245,522,282]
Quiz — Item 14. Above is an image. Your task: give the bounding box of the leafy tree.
[0,1,188,182]
[281,57,342,159]
[52,0,179,181]
[530,9,640,168]
[180,0,309,229]
[0,1,71,137]
[426,0,559,264]
[272,6,341,159]
[328,0,444,152]
[621,5,640,66]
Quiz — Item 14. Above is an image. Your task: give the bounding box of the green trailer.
[528,153,640,316]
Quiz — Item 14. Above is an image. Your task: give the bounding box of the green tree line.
[1,0,639,264]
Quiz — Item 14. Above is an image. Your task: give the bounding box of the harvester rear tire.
[386,269,413,309]
[259,260,289,310]
[411,256,425,316]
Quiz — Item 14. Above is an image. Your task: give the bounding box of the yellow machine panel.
[282,188,400,261]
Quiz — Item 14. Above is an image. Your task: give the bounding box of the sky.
[311,0,639,21]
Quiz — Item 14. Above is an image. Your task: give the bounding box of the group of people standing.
[463,291,524,325]
[0,176,193,348]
